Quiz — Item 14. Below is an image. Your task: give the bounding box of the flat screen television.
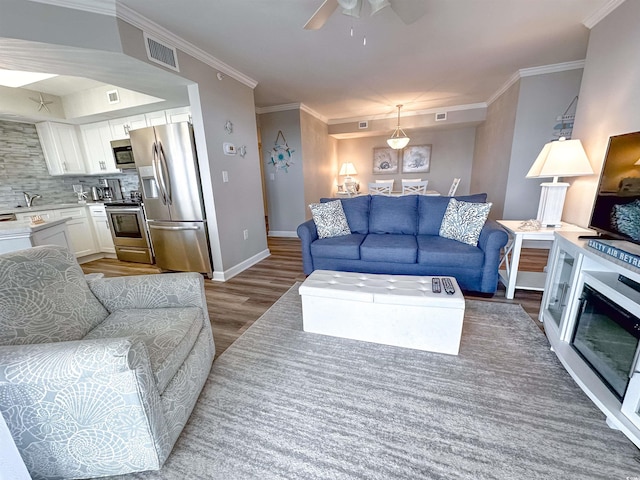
[589,131,640,244]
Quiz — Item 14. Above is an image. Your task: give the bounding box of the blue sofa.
[297,194,509,295]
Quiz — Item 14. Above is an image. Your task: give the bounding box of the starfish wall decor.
[29,93,54,113]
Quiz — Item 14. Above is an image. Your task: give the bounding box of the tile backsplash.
[0,120,140,209]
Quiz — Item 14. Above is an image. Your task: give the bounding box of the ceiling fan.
[304,0,427,30]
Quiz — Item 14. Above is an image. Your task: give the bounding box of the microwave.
[110,139,136,169]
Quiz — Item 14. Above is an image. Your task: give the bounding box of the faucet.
[23,191,41,208]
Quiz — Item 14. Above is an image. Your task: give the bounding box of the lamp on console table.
[339,162,358,193]
[526,136,594,227]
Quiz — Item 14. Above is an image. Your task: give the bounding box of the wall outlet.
[222,171,229,183]
[243,229,249,240]
[223,142,236,155]
[270,173,275,181]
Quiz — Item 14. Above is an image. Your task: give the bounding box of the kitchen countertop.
[0,217,71,237]
[0,202,103,216]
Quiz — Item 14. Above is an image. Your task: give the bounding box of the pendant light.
[387,104,410,150]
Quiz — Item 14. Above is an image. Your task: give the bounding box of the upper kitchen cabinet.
[165,107,191,124]
[109,115,148,139]
[35,122,86,176]
[144,110,167,126]
[79,121,121,174]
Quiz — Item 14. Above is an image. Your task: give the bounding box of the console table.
[541,231,640,448]
[497,220,592,299]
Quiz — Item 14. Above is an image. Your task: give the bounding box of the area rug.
[116,284,640,479]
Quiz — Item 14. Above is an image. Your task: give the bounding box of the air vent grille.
[435,112,447,121]
[106,89,119,104]
[144,33,179,72]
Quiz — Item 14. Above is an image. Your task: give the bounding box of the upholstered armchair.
[0,245,215,479]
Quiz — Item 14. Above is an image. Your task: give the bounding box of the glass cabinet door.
[547,249,576,327]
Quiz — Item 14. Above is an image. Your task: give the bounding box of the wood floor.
[80,238,548,358]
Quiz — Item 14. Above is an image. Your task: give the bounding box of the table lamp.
[526,137,593,227]
[339,162,358,192]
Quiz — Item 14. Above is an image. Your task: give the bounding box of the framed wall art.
[372,147,399,174]
[402,144,432,173]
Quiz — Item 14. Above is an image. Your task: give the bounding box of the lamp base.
[536,182,569,227]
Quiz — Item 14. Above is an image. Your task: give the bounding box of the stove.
[104,201,153,264]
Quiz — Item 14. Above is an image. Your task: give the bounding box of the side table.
[497,220,592,299]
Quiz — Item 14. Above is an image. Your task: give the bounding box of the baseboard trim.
[211,248,271,282]
[268,230,298,238]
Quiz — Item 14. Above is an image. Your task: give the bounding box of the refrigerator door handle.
[152,141,168,205]
[157,141,172,206]
[149,224,200,231]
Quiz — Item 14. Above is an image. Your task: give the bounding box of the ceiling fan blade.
[389,0,427,25]
[304,0,339,30]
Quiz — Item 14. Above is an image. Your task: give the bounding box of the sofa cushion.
[439,198,492,246]
[84,306,203,394]
[311,234,366,260]
[309,200,351,239]
[361,234,418,263]
[321,196,371,234]
[369,195,419,234]
[0,245,109,346]
[416,235,484,267]
[418,193,488,235]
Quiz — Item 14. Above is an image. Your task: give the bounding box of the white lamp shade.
[387,136,410,149]
[339,162,358,176]
[526,137,593,179]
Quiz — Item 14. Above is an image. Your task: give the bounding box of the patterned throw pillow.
[439,198,492,246]
[309,200,351,239]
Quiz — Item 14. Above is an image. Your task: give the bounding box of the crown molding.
[27,0,258,89]
[255,103,328,123]
[487,60,585,105]
[116,3,258,88]
[583,0,626,29]
[327,103,487,125]
[27,0,115,15]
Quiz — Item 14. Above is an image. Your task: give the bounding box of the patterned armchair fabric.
[0,245,215,479]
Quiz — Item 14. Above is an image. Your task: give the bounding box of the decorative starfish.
[29,93,53,113]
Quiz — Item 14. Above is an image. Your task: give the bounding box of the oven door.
[106,207,149,248]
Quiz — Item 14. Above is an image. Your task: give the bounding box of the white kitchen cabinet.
[79,122,121,174]
[109,115,148,139]
[88,204,115,254]
[145,110,167,126]
[35,122,86,176]
[51,207,97,257]
[165,107,191,124]
[14,210,54,223]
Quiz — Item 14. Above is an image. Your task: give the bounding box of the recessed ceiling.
[117,0,613,121]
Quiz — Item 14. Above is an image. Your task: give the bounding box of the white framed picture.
[373,147,399,174]
[402,145,432,173]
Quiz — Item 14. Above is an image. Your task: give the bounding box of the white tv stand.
[541,231,640,448]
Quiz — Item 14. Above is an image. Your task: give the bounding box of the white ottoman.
[299,270,466,355]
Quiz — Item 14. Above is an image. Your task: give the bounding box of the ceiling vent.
[144,33,180,72]
[435,112,447,121]
[358,121,369,129]
[106,89,120,104]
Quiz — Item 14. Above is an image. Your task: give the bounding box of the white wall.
[338,127,477,197]
[564,0,640,227]
[301,110,337,217]
[505,69,584,220]
[471,82,519,219]
[259,109,305,235]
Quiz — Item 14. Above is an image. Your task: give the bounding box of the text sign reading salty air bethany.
[587,238,640,268]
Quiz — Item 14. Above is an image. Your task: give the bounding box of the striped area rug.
[117,284,640,479]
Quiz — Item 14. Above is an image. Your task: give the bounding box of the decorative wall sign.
[402,144,432,173]
[268,130,295,172]
[372,147,399,174]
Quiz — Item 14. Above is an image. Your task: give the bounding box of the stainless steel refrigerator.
[129,122,213,277]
